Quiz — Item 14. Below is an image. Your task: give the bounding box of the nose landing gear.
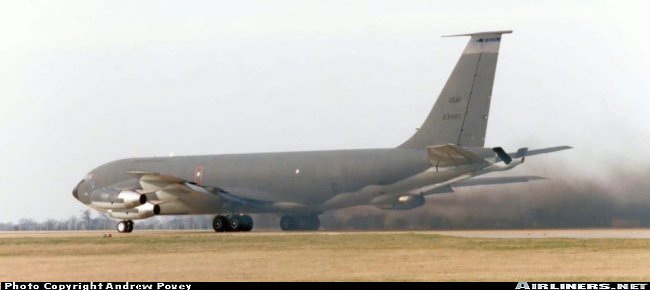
[117,220,134,233]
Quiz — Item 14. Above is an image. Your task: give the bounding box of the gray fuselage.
[75,148,432,212]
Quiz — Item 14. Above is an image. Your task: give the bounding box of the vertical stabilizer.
[399,30,511,149]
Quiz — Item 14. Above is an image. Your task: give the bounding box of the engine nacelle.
[372,194,426,210]
[90,190,147,210]
[107,202,160,220]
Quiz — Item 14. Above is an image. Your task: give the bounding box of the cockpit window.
[83,173,96,190]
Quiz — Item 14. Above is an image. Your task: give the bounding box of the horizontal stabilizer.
[443,30,513,38]
[516,147,529,162]
[509,146,572,158]
[427,144,486,167]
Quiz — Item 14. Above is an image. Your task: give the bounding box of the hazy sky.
[1,1,649,222]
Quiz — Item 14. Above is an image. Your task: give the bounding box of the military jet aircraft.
[72,30,570,233]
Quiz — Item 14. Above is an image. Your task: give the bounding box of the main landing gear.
[280,214,320,231]
[117,220,134,233]
[213,214,254,232]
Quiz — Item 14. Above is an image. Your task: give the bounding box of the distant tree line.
[0,210,222,231]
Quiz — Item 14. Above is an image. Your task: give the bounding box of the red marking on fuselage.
[194,165,204,185]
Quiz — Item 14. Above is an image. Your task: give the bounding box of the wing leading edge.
[125,171,289,214]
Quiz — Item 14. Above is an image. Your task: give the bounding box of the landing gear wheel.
[280,215,298,231]
[212,214,254,232]
[126,220,134,233]
[228,215,241,231]
[241,215,254,232]
[233,215,253,232]
[213,215,228,232]
[117,221,127,233]
[280,215,320,231]
[117,220,133,233]
[304,215,320,231]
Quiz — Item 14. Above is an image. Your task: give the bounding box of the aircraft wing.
[451,175,544,187]
[126,171,273,213]
[417,175,544,195]
[126,171,187,192]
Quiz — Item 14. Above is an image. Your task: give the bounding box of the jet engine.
[107,202,160,220]
[372,194,426,210]
[90,189,147,210]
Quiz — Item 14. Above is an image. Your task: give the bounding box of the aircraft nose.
[72,180,83,200]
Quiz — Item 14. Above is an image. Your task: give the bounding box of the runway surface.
[4,228,650,238]
[434,229,650,239]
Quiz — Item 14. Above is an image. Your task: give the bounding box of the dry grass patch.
[1,231,649,281]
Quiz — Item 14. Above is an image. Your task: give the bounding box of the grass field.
[1,230,650,281]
